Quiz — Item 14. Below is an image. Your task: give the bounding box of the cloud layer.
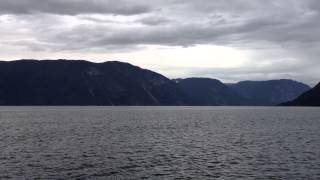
[0,0,319,85]
[0,0,150,15]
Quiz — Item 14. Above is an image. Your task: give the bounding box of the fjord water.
[1,107,320,179]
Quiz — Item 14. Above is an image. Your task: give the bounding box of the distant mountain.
[280,83,320,106]
[0,60,312,106]
[229,80,310,105]
[175,78,250,105]
[0,60,189,105]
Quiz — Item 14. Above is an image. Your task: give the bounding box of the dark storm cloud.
[16,0,317,50]
[1,0,319,49]
[0,0,150,15]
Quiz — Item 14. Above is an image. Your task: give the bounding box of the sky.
[0,0,319,85]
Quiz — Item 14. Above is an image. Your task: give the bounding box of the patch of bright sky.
[0,44,250,78]
[115,45,249,68]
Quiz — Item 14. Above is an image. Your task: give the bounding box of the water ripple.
[0,107,320,179]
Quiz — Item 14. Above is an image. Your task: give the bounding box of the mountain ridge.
[280,83,320,106]
[0,59,313,106]
[229,79,310,105]
[0,59,189,105]
[175,78,254,105]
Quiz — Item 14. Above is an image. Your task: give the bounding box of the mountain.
[229,80,310,105]
[0,60,189,105]
[280,83,320,106]
[0,60,312,106]
[175,78,251,105]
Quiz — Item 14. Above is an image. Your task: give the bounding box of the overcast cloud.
[0,0,319,85]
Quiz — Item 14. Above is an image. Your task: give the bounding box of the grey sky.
[0,0,319,85]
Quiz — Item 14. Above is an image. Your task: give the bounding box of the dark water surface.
[1,107,320,179]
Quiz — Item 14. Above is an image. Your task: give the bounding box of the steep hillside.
[281,83,320,106]
[0,60,189,105]
[229,80,310,105]
[175,78,251,105]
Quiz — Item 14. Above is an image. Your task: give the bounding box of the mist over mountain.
[0,60,312,106]
[281,83,320,106]
[229,80,311,105]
